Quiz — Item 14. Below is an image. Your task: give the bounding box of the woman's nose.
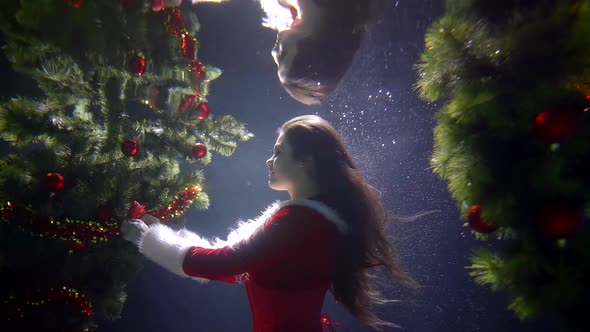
[266,158,272,167]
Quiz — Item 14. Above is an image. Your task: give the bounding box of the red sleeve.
[181,206,317,283]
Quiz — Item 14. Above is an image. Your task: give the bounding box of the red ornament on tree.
[192,143,207,159]
[66,0,84,8]
[121,139,139,156]
[195,102,209,120]
[177,94,197,113]
[533,106,581,143]
[71,240,87,250]
[127,201,146,219]
[46,173,64,192]
[289,5,301,27]
[181,34,197,60]
[128,54,146,76]
[190,60,206,82]
[151,0,165,11]
[575,85,590,100]
[152,0,182,11]
[166,9,186,36]
[467,203,498,233]
[538,202,584,239]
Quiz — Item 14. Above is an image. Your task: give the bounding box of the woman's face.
[266,133,306,191]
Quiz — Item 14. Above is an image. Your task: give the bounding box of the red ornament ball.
[151,0,164,11]
[71,240,87,250]
[46,173,64,192]
[539,202,584,239]
[177,94,197,113]
[129,54,146,76]
[195,102,209,120]
[467,204,498,233]
[128,201,146,219]
[121,139,139,156]
[166,9,185,36]
[192,143,207,159]
[533,106,581,143]
[67,0,84,8]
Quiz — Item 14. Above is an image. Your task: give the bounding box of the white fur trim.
[135,200,284,281]
[139,224,232,283]
[136,198,348,281]
[280,199,350,234]
[221,198,349,250]
[138,223,194,278]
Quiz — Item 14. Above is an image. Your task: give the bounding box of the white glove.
[120,219,150,246]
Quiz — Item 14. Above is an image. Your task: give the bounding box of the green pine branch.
[417,0,590,325]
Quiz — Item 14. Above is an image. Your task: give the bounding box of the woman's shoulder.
[273,198,349,234]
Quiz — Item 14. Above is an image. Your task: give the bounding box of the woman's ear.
[300,155,316,171]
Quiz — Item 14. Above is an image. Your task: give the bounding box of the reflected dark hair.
[281,31,362,105]
[281,0,387,105]
[278,115,427,330]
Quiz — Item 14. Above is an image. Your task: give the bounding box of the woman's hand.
[120,214,160,246]
[120,219,149,245]
[141,213,162,225]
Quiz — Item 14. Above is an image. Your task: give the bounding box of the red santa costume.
[136,193,351,331]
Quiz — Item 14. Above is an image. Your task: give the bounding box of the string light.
[1,286,93,321]
[0,202,118,250]
[148,185,201,223]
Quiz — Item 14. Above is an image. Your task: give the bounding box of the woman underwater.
[121,115,420,331]
[159,0,386,105]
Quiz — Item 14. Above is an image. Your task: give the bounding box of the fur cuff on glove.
[138,223,194,278]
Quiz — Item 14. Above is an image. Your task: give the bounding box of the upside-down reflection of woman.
[162,0,386,105]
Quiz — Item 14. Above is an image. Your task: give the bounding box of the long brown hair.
[280,0,387,105]
[278,115,425,330]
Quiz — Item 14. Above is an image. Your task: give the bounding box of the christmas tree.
[416,0,589,330]
[0,1,253,330]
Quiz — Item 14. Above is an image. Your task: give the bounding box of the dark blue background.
[0,0,560,331]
